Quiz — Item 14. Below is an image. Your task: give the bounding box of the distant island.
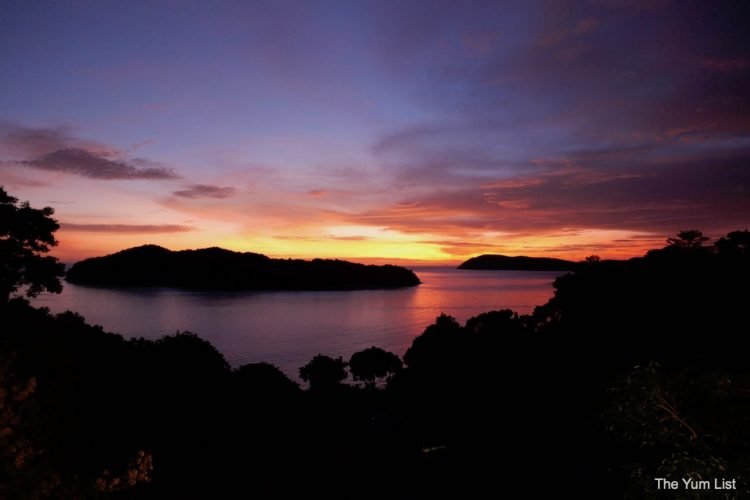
[458,254,577,271]
[66,245,420,290]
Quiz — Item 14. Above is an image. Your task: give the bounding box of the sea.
[32,268,563,378]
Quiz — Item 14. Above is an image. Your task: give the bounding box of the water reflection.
[33,268,563,377]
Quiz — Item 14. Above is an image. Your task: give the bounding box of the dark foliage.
[349,346,402,388]
[666,229,710,251]
[536,232,750,372]
[716,230,750,257]
[403,313,464,369]
[65,245,420,290]
[234,362,301,398]
[0,186,65,301]
[299,354,348,390]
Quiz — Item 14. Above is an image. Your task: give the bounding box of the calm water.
[32,268,562,377]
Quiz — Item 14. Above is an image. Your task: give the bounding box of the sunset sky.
[1,0,748,264]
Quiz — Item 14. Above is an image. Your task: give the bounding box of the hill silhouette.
[65,245,420,290]
[458,253,576,271]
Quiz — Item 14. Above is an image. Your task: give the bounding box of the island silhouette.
[458,254,577,271]
[65,244,420,290]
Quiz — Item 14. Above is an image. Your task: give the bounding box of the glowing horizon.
[51,223,669,265]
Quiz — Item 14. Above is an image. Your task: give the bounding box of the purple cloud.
[172,184,237,199]
[1,124,178,180]
[349,151,750,236]
[0,123,73,156]
[17,148,177,180]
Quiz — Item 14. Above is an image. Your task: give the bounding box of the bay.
[32,268,563,378]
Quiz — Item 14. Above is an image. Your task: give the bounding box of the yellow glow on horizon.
[215,234,451,262]
[54,224,663,266]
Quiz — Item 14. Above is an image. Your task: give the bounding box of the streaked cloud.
[172,184,237,199]
[61,223,193,233]
[1,124,177,180]
[348,151,750,237]
[328,235,368,241]
[272,234,368,242]
[17,148,177,180]
[0,123,74,156]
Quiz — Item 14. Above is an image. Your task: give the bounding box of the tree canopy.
[716,230,750,256]
[349,346,402,388]
[0,186,65,301]
[298,354,348,390]
[666,229,710,251]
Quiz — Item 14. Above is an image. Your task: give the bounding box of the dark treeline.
[2,187,750,498]
[65,245,420,290]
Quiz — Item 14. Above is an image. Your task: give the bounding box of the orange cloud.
[60,223,193,233]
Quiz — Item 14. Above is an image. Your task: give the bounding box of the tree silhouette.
[299,354,347,390]
[716,230,750,256]
[349,346,402,388]
[666,230,710,251]
[403,313,463,368]
[0,186,65,301]
[234,362,301,399]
